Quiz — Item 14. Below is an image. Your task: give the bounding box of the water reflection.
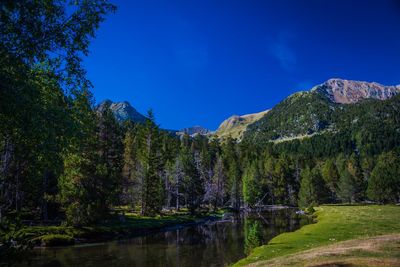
[18,208,311,267]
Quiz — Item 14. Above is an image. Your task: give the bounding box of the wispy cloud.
[269,32,296,71]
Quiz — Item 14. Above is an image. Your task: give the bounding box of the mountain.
[214,110,269,140]
[177,126,210,137]
[97,100,147,123]
[243,78,400,145]
[313,78,400,104]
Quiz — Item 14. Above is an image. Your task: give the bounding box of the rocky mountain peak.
[97,100,147,123]
[313,78,400,104]
[177,126,210,137]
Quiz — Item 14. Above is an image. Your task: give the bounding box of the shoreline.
[232,205,400,267]
[10,212,224,248]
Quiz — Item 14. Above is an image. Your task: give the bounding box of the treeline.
[2,85,400,227]
[1,1,400,231]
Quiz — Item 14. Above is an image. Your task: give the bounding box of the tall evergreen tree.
[321,159,340,201]
[367,152,400,203]
[180,144,204,214]
[242,161,262,207]
[222,138,242,209]
[59,91,106,225]
[298,166,329,208]
[138,110,164,215]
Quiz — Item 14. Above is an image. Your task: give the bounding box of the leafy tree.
[0,0,116,90]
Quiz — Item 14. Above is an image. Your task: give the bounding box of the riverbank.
[8,209,224,247]
[233,205,400,266]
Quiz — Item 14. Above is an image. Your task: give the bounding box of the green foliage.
[180,143,204,214]
[244,220,263,255]
[321,159,339,199]
[367,152,400,203]
[337,169,356,203]
[137,110,164,215]
[0,0,116,90]
[298,166,329,208]
[242,162,262,206]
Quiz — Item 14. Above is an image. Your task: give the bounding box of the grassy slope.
[233,205,400,266]
[215,110,269,140]
[247,234,400,267]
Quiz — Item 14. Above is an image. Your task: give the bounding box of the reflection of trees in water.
[26,209,311,267]
[244,220,263,255]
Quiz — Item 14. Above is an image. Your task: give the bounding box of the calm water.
[19,209,310,267]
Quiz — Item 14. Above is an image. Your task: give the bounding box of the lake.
[18,208,310,267]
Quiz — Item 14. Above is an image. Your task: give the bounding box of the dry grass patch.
[247,234,400,267]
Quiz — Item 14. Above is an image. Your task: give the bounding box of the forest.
[1,1,400,265]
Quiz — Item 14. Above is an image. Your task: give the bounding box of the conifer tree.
[321,159,340,201]
[222,138,242,209]
[122,124,141,208]
[298,166,329,208]
[138,110,164,215]
[367,152,400,203]
[180,144,204,214]
[242,161,262,207]
[59,90,106,225]
[337,169,356,203]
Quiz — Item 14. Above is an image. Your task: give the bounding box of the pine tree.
[367,151,400,203]
[347,154,365,201]
[122,123,141,209]
[337,169,356,203]
[298,166,329,208]
[222,138,242,209]
[97,102,124,208]
[138,110,164,215]
[321,159,339,201]
[180,144,204,214]
[209,155,226,211]
[59,90,106,225]
[242,161,262,207]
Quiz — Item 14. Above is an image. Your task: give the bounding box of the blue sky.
[84,0,400,130]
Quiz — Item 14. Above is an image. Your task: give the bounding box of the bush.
[40,234,75,247]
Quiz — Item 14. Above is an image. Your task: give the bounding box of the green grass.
[10,209,223,247]
[233,205,400,266]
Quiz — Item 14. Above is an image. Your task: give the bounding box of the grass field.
[233,205,400,266]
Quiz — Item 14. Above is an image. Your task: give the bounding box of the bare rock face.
[313,78,400,104]
[97,100,147,123]
[177,126,210,137]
